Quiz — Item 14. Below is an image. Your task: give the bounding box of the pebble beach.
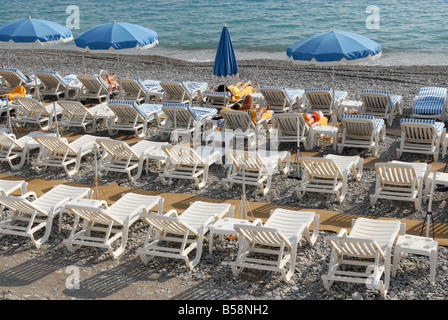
[1,48,448,302]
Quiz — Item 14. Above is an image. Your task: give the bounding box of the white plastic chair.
[360,89,403,126]
[228,209,319,282]
[159,80,208,105]
[271,113,311,149]
[77,75,110,104]
[322,217,405,298]
[58,100,113,133]
[12,96,63,130]
[305,88,347,116]
[138,201,234,269]
[411,87,448,121]
[36,70,69,99]
[63,193,164,258]
[118,77,151,103]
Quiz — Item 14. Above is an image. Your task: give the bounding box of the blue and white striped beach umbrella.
[213,24,239,80]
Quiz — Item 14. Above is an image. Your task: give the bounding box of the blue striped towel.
[412,87,447,115]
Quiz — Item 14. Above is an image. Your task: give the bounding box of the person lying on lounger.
[222,95,272,123]
[99,69,119,92]
[216,80,256,101]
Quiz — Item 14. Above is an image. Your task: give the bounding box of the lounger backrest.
[58,100,92,119]
[142,214,199,235]
[96,139,141,161]
[361,90,392,113]
[14,96,48,116]
[119,77,148,95]
[220,110,254,131]
[375,163,418,187]
[234,224,291,247]
[400,118,438,143]
[273,113,309,136]
[325,236,384,259]
[0,132,23,150]
[342,115,375,139]
[260,87,288,106]
[299,157,343,179]
[162,103,196,125]
[0,68,29,87]
[64,204,122,226]
[349,217,402,250]
[32,136,78,156]
[36,70,68,90]
[77,75,109,94]
[160,81,186,98]
[225,150,268,172]
[305,88,333,108]
[0,195,48,216]
[108,100,142,122]
[162,145,204,166]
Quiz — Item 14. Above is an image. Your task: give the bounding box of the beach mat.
[2,174,447,246]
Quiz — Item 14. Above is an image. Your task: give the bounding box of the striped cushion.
[204,90,232,98]
[135,103,163,119]
[306,88,347,103]
[400,118,445,137]
[182,81,208,95]
[343,114,384,134]
[36,70,69,86]
[63,74,79,83]
[412,87,447,115]
[143,79,162,91]
[162,103,217,122]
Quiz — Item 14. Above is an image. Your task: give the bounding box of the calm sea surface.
[1,0,447,65]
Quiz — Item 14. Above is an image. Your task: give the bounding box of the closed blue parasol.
[213,24,239,80]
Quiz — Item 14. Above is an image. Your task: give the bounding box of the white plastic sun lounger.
[31,134,105,176]
[0,184,92,247]
[0,131,57,170]
[36,70,69,99]
[338,114,386,157]
[159,103,217,141]
[159,145,222,188]
[159,80,208,105]
[322,217,405,298]
[58,100,113,133]
[138,201,234,269]
[0,179,27,196]
[118,77,151,103]
[12,96,64,130]
[228,209,319,282]
[260,86,305,113]
[95,139,169,181]
[0,67,32,94]
[297,155,363,203]
[77,75,110,104]
[223,149,291,195]
[369,161,430,210]
[271,113,311,149]
[396,118,445,161]
[63,193,164,258]
[411,87,448,121]
[305,88,348,116]
[203,90,235,108]
[360,89,403,126]
[107,100,164,137]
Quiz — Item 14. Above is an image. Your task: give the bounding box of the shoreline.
[0,48,448,301]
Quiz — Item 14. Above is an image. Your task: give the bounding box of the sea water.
[0,0,447,65]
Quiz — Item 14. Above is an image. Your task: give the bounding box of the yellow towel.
[230,85,255,101]
[0,85,27,101]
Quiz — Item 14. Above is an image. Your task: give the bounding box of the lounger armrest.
[49,196,71,214]
[251,218,263,226]
[337,229,348,237]
[20,191,38,200]
[163,209,178,217]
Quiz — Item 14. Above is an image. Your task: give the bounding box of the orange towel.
[0,85,27,101]
[248,109,273,124]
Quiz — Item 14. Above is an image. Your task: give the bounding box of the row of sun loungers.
[0,177,417,297]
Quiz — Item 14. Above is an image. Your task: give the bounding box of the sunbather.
[222,95,272,123]
[99,69,119,92]
[216,80,256,101]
